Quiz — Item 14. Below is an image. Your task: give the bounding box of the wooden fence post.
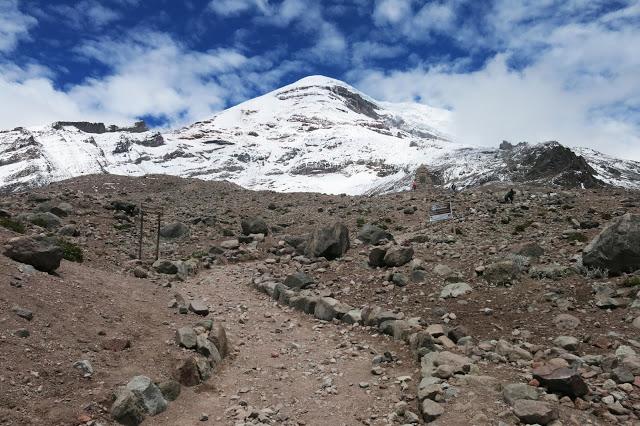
[155,210,162,261]
[138,204,144,260]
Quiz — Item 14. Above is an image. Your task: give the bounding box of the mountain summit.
[1,75,639,194]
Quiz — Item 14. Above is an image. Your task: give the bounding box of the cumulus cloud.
[0,0,37,53]
[351,0,640,159]
[208,0,270,17]
[46,1,122,30]
[0,31,288,129]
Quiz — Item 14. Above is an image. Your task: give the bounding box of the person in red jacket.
[411,180,417,191]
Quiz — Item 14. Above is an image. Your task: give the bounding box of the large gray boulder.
[111,388,146,425]
[383,246,414,267]
[357,224,393,245]
[159,222,189,239]
[483,260,520,285]
[3,236,64,272]
[284,272,314,289]
[582,213,640,275]
[306,222,350,260]
[125,376,167,416]
[24,212,62,229]
[241,217,269,235]
[512,399,558,425]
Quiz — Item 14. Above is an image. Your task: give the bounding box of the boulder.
[306,222,350,259]
[513,400,558,425]
[383,246,414,267]
[111,388,146,426]
[484,260,520,285]
[172,356,201,387]
[421,351,473,377]
[357,224,393,245]
[503,383,539,406]
[391,272,408,287]
[553,335,579,351]
[153,259,178,274]
[175,327,197,349]
[342,309,362,325]
[553,313,581,330]
[420,399,444,422]
[110,200,138,216]
[368,247,387,267]
[241,217,269,235]
[189,300,209,316]
[582,213,640,275]
[207,323,229,358]
[25,212,62,229]
[440,282,472,299]
[289,294,318,314]
[532,366,588,398]
[196,334,222,363]
[159,222,189,239]
[314,297,350,321]
[3,236,64,272]
[125,376,167,416]
[283,272,314,289]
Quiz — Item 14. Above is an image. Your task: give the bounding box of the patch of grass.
[30,217,49,228]
[513,220,533,234]
[623,275,640,287]
[356,217,366,227]
[57,239,83,263]
[567,232,588,243]
[0,217,25,233]
[113,222,133,231]
[191,250,207,259]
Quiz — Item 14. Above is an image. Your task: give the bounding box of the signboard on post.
[429,202,453,222]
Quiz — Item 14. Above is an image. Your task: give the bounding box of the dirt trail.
[154,262,418,426]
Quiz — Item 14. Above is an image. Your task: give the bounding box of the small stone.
[513,399,558,425]
[126,375,167,416]
[503,383,539,406]
[189,300,209,316]
[101,338,131,352]
[420,399,444,422]
[12,306,33,321]
[175,327,197,349]
[553,335,579,351]
[199,413,209,421]
[73,360,93,378]
[14,329,29,338]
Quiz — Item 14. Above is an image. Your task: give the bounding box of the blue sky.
[1,0,640,158]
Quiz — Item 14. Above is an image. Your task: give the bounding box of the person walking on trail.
[411,180,417,191]
[504,188,515,204]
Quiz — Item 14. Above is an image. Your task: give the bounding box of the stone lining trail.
[154,262,419,426]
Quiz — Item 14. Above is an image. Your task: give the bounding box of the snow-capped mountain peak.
[1,75,639,194]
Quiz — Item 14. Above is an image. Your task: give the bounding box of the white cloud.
[0,0,37,53]
[45,1,122,30]
[351,41,406,66]
[0,31,290,129]
[208,0,270,17]
[373,0,414,26]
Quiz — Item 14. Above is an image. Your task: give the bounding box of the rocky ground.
[1,174,640,425]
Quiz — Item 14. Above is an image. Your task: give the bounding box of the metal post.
[138,205,144,260]
[155,211,162,261]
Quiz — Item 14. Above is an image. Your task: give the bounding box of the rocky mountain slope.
[2,174,640,425]
[1,75,640,194]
